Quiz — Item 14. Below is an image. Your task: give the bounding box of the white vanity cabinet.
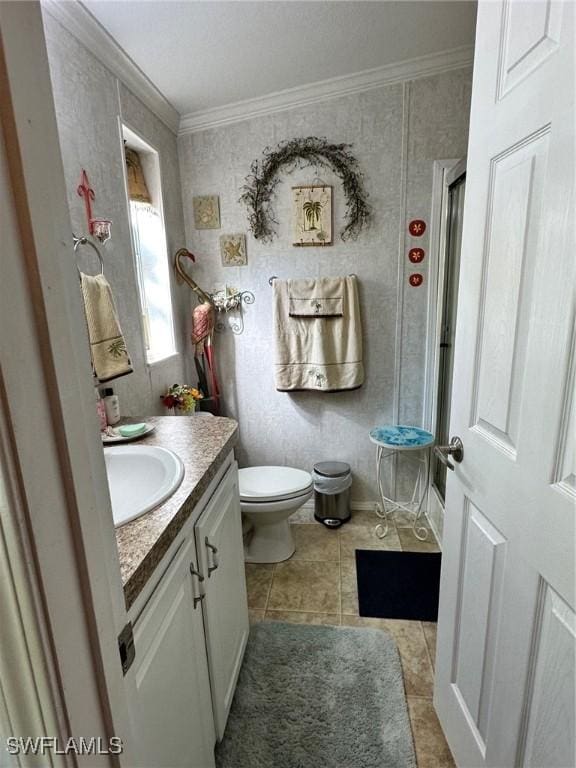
[126,457,248,766]
[129,535,216,768]
[195,461,249,739]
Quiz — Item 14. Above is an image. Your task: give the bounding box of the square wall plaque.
[193,195,220,229]
[220,234,247,266]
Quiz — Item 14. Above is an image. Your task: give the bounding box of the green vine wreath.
[240,137,371,242]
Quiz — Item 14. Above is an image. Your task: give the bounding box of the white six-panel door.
[435,1,575,766]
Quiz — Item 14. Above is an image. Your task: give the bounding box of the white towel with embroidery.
[80,272,133,382]
[273,276,364,391]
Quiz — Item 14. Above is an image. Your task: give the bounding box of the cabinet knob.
[189,561,205,609]
[189,562,205,582]
[205,537,219,576]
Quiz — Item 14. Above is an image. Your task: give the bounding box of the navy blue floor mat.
[355,549,442,622]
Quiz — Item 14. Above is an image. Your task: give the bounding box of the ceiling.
[83,1,477,116]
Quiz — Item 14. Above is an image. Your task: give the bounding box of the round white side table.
[369,425,435,542]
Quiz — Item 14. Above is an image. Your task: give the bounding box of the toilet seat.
[239,466,313,503]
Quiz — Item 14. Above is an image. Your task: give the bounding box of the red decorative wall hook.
[409,247,425,264]
[77,169,95,234]
[408,219,426,237]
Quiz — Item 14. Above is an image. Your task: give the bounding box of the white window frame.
[120,121,178,367]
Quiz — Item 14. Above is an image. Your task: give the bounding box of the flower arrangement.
[161,384,203,414]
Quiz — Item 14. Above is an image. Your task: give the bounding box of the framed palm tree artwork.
[292,185,332,246]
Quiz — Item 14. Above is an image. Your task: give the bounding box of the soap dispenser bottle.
[95,388,107,432]
[102,388,121,425]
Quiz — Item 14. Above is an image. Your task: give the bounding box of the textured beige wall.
[41,6,472,499]
[43,12,189,419]
[178,70,472,500]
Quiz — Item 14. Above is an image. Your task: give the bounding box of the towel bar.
[268,273,357,286]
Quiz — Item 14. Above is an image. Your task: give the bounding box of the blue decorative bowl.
[369,425,435,450]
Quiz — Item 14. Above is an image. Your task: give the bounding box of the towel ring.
[73,234,104,275]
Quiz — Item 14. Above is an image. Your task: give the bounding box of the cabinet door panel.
[196,462,249,740]
[132,539,215,768]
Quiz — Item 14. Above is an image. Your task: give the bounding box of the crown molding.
[41,0,180,134]
[179,44,474,135]
[39,1,472,139]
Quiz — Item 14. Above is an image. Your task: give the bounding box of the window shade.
[125,147,152,204]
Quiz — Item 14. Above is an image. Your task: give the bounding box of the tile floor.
[245,510,455,768]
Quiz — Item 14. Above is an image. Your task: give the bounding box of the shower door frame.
[423,158,466,541]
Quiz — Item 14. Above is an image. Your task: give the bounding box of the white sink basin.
[104,445,184,527]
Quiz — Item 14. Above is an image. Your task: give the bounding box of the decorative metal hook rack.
[211,289,255,336]
[174,248,255,335]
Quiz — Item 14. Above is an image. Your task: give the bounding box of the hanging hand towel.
[80,272,133,382]
[273,276,364,391]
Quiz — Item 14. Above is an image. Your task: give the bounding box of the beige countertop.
[114,414,239,609]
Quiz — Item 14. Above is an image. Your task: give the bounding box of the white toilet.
[239,466,313,563]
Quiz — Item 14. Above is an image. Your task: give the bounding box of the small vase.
[170,403,196,416]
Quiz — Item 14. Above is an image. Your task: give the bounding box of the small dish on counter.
[102,422,155,444]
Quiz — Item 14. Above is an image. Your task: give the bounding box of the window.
[123,126,176,364]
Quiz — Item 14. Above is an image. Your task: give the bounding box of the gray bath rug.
[215,622,416,768]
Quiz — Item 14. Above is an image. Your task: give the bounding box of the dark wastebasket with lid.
[313,461,352,528]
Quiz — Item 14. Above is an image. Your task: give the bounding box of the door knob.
[433,436,464,471]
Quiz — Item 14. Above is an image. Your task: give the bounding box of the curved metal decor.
[240,137,371,243]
